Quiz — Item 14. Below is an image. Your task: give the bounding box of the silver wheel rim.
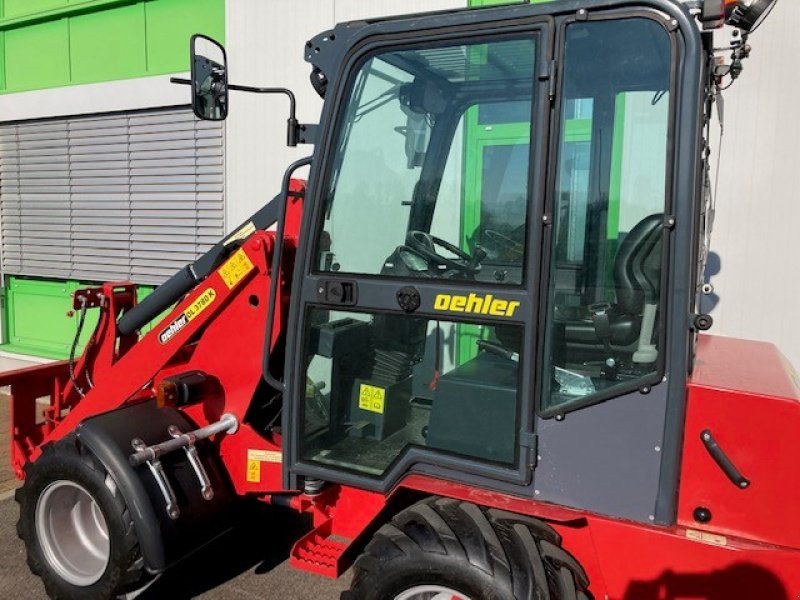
[35,480,110,586]
[394,585,472,600]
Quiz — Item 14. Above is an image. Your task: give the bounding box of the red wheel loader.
[4,0,798,598]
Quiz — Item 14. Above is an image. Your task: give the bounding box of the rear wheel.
[393,585,472,600]
[347,497,590,600]
[16,435,147,599]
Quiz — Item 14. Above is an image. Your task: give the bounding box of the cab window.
[542,18,672,413]
[317,36,536,286]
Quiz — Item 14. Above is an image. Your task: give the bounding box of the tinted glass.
[542,19,671,413]
[302,309,522,475]
[317,37,536,285]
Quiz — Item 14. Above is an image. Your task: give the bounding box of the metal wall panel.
[0,107,224,284]
[224,0,466,229]
[709,3,800,369]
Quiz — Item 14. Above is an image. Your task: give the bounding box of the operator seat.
[559,213,663,354]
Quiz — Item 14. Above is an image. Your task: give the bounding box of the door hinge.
[545,60,558,102]
[520,431,539,468]
[539,60,558,102]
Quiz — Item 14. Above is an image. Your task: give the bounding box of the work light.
[725,0,779,32]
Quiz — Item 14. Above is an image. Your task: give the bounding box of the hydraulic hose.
[116,194,283,336]
[118,266,197,335]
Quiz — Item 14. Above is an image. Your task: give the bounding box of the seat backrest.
[613,213,663,315]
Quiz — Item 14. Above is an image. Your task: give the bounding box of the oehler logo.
[158,288,217,344]
[433,293,520,317]
[159,314,189,344]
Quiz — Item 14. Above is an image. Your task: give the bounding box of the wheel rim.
[35,480,110,586]
[394,585,472,600]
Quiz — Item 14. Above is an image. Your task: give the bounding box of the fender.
[77,400,234,573]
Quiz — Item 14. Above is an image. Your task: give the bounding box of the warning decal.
[358,384,386,414]
[246,449,282,483]
[223,221,256,247]
[246,458,261,483]
[219,248,255,289]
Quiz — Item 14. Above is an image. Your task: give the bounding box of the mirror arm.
[227,84,299,146]
[170,76,305,146]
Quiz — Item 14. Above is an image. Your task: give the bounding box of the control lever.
[467,245,487,272]
[477,339,519,363]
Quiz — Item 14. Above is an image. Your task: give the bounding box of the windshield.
[316,36,537,285]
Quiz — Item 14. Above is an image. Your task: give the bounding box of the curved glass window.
[316,37,537,285]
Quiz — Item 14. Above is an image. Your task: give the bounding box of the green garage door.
[2,276,157,359]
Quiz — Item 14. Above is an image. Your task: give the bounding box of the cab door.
[286,19,551,491]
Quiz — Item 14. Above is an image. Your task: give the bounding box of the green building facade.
[0,0,224,358]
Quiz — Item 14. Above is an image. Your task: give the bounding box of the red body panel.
[680,335,800,549]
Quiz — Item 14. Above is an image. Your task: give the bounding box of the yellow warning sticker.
[246,449,282,483]
[358,384,386,414]
[246,459,261,483]
[219,249,255,289]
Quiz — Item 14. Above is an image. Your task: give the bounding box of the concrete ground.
[0,495,351,599]
[0,353,351,599]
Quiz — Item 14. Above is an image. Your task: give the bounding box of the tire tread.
[348,496,590,600]
[15,435,147,600]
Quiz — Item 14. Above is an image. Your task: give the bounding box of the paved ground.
[0,363,351,599]
[0,496,351,599]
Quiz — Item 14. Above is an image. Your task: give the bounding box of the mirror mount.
[171,35,316,146]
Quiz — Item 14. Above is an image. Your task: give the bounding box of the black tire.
[347,497,590,600]
[15,435,148,600]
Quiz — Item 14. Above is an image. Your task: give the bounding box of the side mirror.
[191,34,228,121]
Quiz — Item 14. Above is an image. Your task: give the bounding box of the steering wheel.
[484,229,524,259]
[406,231,478,274]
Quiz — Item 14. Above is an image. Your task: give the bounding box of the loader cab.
[283,0,701,518]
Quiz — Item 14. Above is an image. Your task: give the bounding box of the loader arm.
[7,179,306,484]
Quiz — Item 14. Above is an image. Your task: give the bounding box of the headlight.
[725,0,779,32]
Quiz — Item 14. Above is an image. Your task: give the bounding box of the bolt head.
[693,506,712,523]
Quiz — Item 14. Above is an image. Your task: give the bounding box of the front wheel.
[346,497,590,600]
[16,435,147,599]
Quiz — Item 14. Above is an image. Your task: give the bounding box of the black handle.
[467,245,488,271]
[316,280,358,306]
[701,429,751,489]
[477,340,519,363]
[118,266,197,335]
[170,77,191,85]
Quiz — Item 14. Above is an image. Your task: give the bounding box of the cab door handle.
[317,280,358,306]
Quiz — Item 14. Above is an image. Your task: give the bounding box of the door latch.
[317,280,358,306]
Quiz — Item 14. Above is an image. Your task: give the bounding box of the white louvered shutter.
[0,107,224,285]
